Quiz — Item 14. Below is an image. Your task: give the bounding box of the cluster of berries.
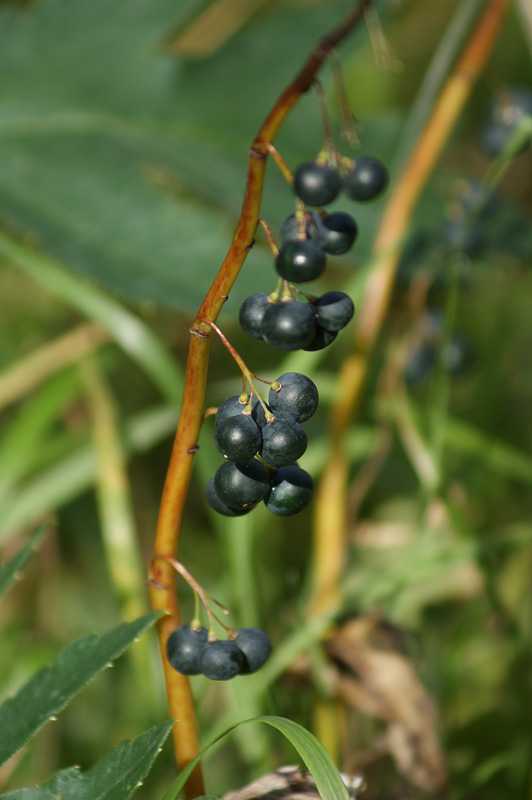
[206,372,317,517]
[166,624,271,681]
[404,310,474,388]
[238,155,388,352]
[239,289,355,351]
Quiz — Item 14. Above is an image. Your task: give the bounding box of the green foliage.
[0,613,162,766]
[0,525,47,601]
[1,722,174,800]
[162,717,350,800]
[1,0,532,799]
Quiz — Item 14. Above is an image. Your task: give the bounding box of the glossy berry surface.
[214,415,261,462]
[260,417,307,467]
[215,394,259,428]
[205,477,252,517]
[233,628,272,673]
[264,464,314,516]
[293,161,341,206]
[319,212,358,255]
[268,372,319,423]
[344,156,388,202]
[315,291,355,332]
[166,624,208,675]
[199,640,245,680]
[275,240,326,283]
[280,212,322,245]
[213,458,271,510]
[261,301,317,350]
[303,326,338,351]
[239,293,271,340]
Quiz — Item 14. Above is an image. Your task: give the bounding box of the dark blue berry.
[205,477,253,517]
[315,291,355,332]
[260,417,307,468]
[264,464,314,516]
[261,301,317,350]
[239,293,271,340]
[215,394,259,428]
[214,415,261,462]
[344,156,388,202]
[233,628,272,673]
[166,624,208,675]
[280,212,322,245]
[293,161,341,206]
[303,326,338,351]
[319,212,358,255]
[275,240,326,283]
[199,640,245,680]
[268,372,319,423]
[213,458,271,510]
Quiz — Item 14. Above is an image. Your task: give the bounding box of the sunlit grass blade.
[161,716,350,800]
[393,0,485,171]
[515,0,532,57]
[0,612,162,766]
[0,369,81,495]
[0,229,183,404]
[81,357,147,621]
[0,405,177,545]
[0,523,48,602]
[0,322,108,411]
[444,417,532,484]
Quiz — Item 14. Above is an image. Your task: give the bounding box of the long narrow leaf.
[0,612,161,766]
[1,721,174,800]
[0,230,183,405]
[0,405,177,545]
[0,524,48,602]
[161,716,350,800]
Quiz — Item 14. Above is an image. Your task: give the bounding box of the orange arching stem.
[149,3,371,797]
[309,0,512,617]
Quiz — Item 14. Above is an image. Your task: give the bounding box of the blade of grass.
[0,323,108,411]
[444,417,532,484]
[0,369,81,496]
[0,405,177,544]
[162,716,350,800]
[393,0,486,172]
[80,357,147,621]
[310,0,512,618]
[515,0,532,59]
[0,523,48,602]
[0,229,183,404]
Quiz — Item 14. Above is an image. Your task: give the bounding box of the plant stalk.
[149,3,372,796]
[310,0,512,617]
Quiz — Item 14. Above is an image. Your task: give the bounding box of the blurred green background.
[0,0,531,798]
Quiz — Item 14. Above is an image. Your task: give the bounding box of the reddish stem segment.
[149,3,372,796]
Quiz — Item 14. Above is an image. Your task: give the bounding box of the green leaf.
[444,417,532,485]
[0,231,183,405]
[0,524,47,601]
[0,0,357,310]
[161,716,350,800]
[0,405,177,545]
[0,612,162,767]
[1,721,174,800]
